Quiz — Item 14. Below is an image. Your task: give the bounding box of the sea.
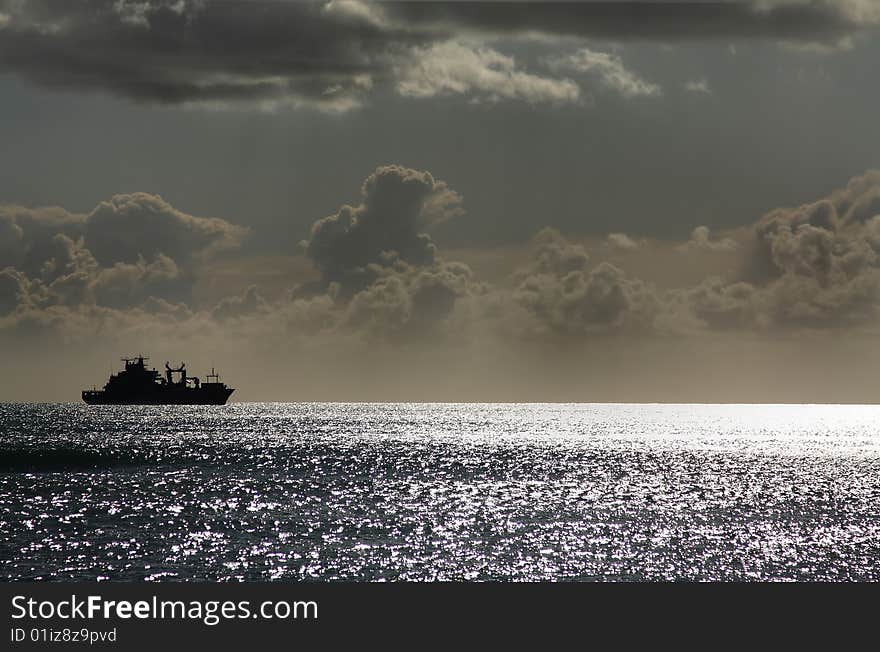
[1,402,879,581]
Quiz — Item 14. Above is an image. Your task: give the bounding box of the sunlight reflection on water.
[1,402,879,581]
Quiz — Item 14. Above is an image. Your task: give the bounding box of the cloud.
[515,227,590,278]
[506,171,880,334]
[606,233,642,253]
[0,165,483,351]
[0,192,246,314]
[0,0,428,110]
[2,1,872,113]
[1,193,246,276]
[0,204,86,276]
[676,169,880,329]
[302,164,462,292]
[678,226,739,253]
[0,267,28,315]
[211,285,269,321]
[297,165,485,339]
[509,228,661,336]
[84,192,248,266]
[667,277,760,331]
[7,165,880,368]
[684,78,712,95]
[0,1,578,110]
[343,257,476,338]
[385,1,880,45]
[398,41,579,104]
[91,254,184,309]
[545,49,660,99]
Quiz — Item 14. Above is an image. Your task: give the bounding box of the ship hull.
[82,388,234,405]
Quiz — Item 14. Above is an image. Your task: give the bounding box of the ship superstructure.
[82,356,234,405]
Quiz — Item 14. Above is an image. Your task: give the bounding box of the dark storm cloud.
[0,0,432,108]
[385,1,880,43]
[2,1,874,111]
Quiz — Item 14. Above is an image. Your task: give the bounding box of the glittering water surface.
[2,402,880,581]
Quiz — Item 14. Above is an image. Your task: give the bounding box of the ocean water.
[1,402,879,581]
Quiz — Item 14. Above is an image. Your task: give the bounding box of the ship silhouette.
[82,356,234,405]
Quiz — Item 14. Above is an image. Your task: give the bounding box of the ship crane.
[165,361,187,385]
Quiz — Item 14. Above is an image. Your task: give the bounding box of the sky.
[2,0,880,402]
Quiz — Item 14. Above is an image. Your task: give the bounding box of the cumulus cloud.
[606,232,642,252]
[0,267,28,315]
[0,204,86,276]
[302,164,463,291]
[667,277,760,331]
[509,228,660,336]
[674,170,880,329]
[678,226,739,253]
[505,171,880,335]
[0,165,483,350]
[211,285,269,322]
[0,192,246,315]
[7,164,880,365]
[1,193,246,275]
[516,227,590,278]
[343,259,467,336]
[294,165,488,339]
[545,49,660,99]
[91,254,184,309]
[84,192,248,266]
